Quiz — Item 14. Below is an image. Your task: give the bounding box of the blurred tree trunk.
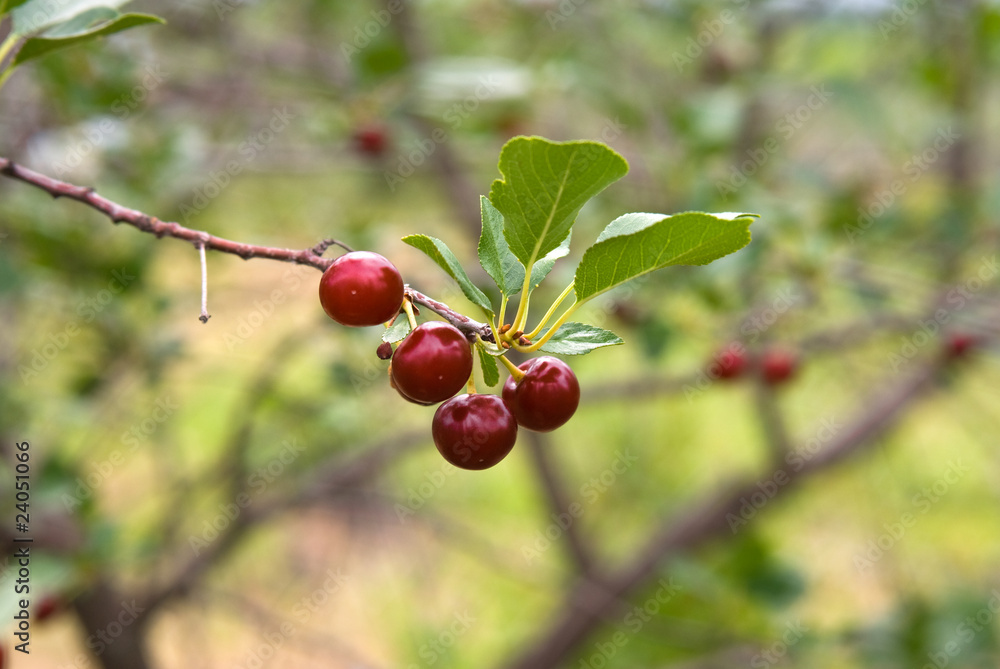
[73,578,150,669]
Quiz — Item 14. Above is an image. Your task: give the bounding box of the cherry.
[388,365,435,406]
[35,595,61,623]
[319,251,404,327]
[433,394,517,470]
[713,344,747,380]
[945,332,977,359]
[502,356,580,432]
[353,124,389,156]
[760,348,798,385]
[391,321,473,404]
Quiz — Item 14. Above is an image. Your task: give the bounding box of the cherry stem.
[497,295,509,335]
[499,354,526,382]
[522,299,580,352]
[511,268,535,333]
[401,298,419,329]
[0,36,22,92]
[525,280,575,340]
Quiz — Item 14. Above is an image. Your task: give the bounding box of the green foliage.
[382,319,411,344]
[402,234,494,315]
[12,12,164,67]
[0,0,164,86]
[574,212,757,302]
[0,0,30,15]
[489,137,628,276]
[535,322,624,356]
[409,136,756,358]
[476,345,500,387]
[477,196,523,297]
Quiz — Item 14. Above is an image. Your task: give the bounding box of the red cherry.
[502,356,580,432]
[318,251,404,327]
[761,349,798,385]
[391,322,473,404]
[389,366,435,406]
[35,595,61,623]
[945,332,977,359]
[433,394,517,470]
[713,344,747,380]
[353,125,389,156]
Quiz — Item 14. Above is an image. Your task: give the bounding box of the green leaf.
[41,6,118,37]
[12,12,164,66]
[477,196,523,297]
[536,322,624,356]
[13,0,133,34]
[382,320,411,344]
[527,231,571,292]
[574,212,757,302]
[477,346,500,387]
[402,234,494,315]
[0,0,31,17]
[489,136,628,276]
[478,195,570,298]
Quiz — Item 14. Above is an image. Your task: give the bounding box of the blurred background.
[1,0,999,667]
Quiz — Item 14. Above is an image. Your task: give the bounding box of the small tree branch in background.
[498,357,947,669]
[141,428,427,619]
[523,430,600,577]
[751,379,793,461]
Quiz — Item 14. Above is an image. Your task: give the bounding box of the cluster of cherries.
[711,332,977,386]
[318,251,580,470]
[712,345,799,385]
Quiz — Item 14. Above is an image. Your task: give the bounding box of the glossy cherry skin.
[433,394,517,470]
[761,349,798,385]
[318,251,404,327]
[391,322,473,404]
[502,356,580,432]
[713,345,747,380]
[388,365,435,406]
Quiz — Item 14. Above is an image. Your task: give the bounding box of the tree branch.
[0,156,491,337]
[141,428,427,618]
[0,157,334,268]
[498,357,946,669]
[523,431,600,577]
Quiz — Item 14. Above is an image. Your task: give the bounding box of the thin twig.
[197,241,210,323]
[0,156,490,336]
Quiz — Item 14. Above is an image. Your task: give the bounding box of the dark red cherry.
[945,332,977,359]
[391,322,473,404]
[389,365,435,406]
[433,394,517,470]
[35,595,61,623]
[502,356,580,432]
[318,251,404,327]
[761,348,798,385]
[353,125,389,156]
[713,344,747,380]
